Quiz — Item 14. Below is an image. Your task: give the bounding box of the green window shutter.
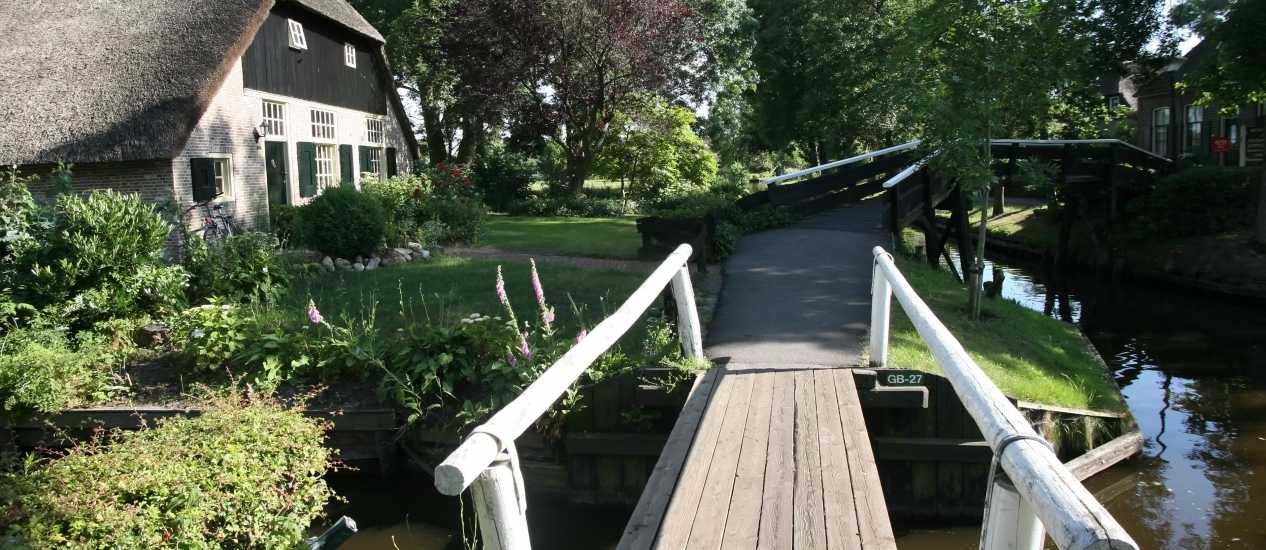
[358,146,374,174]
[190,158,215,202]
[339,145,354,187]
[297,142,317,198]
[386,147,398,177]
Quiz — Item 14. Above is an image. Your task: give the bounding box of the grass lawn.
[885,254,1126,413]
[481,215,642,259]
[283,255,653,348]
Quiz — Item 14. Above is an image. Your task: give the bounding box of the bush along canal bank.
[894,243,1266,549]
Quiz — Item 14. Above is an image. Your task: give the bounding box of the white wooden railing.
[433,244,702,550]
[762,140,922,186]
[869,246,1138,550]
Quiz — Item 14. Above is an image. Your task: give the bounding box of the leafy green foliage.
[17,190,186,330]
[0,328,112,413]
[596,98,719,207]
[1173,0,1266,108]
[473,147,533,212]
[419,195,486,244]
[170,300,251,372]
[1124,166,1263,240]
[299,187,387,258]
[183,232,288,305]
[508,193,631,218]
[267,204,304,245]
[361,174,430,247]
[1,396,334,549]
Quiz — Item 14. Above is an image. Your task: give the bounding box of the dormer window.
[344,43,357,68]
[287,19,307,50]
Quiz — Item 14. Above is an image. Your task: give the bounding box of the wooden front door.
[265,141,289,206]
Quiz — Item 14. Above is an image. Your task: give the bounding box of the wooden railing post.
[981,476,1045,550]
[470,452,532,550]
[869,253,893,368]
[670,266,704,359]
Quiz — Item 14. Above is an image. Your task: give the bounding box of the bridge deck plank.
[621,366,894,549]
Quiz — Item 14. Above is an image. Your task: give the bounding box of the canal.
[325,250,1266,549]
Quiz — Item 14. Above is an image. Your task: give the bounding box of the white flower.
[262,267,269,273]
[191,329,206,339]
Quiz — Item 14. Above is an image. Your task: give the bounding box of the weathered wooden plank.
[684,373,755,549]
[654,371,741,549]
[792,370,828,550]
[871,437,992,463]
[814,369,862,550]
[833,369,897,550]
[1065,431,1144,482]
[757,372,795,550]
[619,368,724,550]
[565,433,669,456]
[722,371,775,548]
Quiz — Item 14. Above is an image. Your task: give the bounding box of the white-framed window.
[212,158,231,197]
[365,117,384,145]
[310,109,336,140]
[344,43,357,68]
[1152,107,1170,156]
[1184,104,1203,155]
[315,144,337,188]
[261,100,286,137]
[1107,96,1121,111]
[287,19,307,50]
[365,147,382,176]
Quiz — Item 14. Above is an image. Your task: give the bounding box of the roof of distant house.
[0,0,387,166]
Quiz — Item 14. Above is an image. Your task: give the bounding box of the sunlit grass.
[884,254,1126,412]
[482,215,642,259]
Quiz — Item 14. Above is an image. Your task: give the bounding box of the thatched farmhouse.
[0,0,418,229]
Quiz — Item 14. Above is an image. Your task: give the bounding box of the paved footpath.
[705,199,891,368]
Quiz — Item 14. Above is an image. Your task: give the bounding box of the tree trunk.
[991,183,1005,217]
[455,116,482,164]
[968,189,989,320]
[1256,169,1266,246]
[566,151,593,195]
[421,104,447,166]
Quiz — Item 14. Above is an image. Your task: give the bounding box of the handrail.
[869,247,1138,550]
[880,156,931,189]
[433,244,703,550]
[762,140,921,186]
[989,138,1171,163]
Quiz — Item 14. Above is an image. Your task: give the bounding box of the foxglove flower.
[518,333,532,363]
[507,352,518,369]
[542,307,556,329]
[530,259,545,305]
[307,301,323,324]
[576,328,588,344]
[495,266,508,306]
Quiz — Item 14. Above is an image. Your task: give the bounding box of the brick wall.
[18,159,175,204]
[173,58,270,231]
[384,96,416,175]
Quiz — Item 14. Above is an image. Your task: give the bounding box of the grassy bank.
[886,254,1125,412]
[481,215,642,259]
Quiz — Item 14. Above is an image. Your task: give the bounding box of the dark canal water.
[324,251,1266,549]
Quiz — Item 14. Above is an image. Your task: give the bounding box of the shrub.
[0,328,112,413]
[507,192,634,217]
[419,195,487,244]
[362,174,430,246]
[474,149,533,212]
[298,187,386,258]
[267,204,303,245]
[18,190,186,329]
[183,232,288,305]
[170,300,251,372]
[0,168,44,284]
[1125,166,1262,240]
[1,396,334,549]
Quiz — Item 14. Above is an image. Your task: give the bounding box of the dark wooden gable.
[241,3,386,114]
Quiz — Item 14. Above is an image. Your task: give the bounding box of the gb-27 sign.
[876,369,925,387]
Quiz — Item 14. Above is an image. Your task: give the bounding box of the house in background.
[1126,41,1264,166]
[0,0,418,230]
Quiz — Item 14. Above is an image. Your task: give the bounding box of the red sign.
[1212,136,1232,154]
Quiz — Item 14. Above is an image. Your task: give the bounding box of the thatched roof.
[0,0,389,166]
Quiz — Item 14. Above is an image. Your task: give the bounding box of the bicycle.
[184,193,238,242]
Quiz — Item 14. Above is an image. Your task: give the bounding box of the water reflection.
[897,250,1266,549]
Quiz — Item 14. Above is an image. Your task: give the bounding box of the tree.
[887,0,1165,319]
[1171,0,1266,245]
[595,98,719,206]
[444,0,731,195]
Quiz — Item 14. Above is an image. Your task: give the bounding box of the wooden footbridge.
[434,142,1152,550]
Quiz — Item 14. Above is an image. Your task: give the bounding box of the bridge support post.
[471,452,532,550]
[670,266,704,360]
[869,259,892,368]
[980,475,1045,550]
